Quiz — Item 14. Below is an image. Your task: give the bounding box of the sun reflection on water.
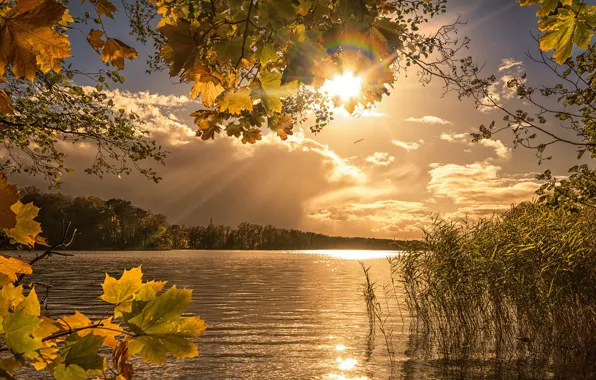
[328,374,368,380]
[337,357,358,370]
[297,249,399,260]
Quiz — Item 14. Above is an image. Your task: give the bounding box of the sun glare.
[321,72,362,101]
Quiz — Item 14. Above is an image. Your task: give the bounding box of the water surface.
[14,250,414,379]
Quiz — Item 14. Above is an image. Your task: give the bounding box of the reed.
[364,202,596,378]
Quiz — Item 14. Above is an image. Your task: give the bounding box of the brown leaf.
[0,173,19,230]
[87,29,105,52]
[0,90,13,114]
[0,0,71,80]
[100,38,138,69]
[112,341,134,380]
[276,114,294,141]
[92,0,117,18]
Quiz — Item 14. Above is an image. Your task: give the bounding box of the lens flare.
[321,72,362,101]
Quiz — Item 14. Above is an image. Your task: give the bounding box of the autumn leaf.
[0,283,25,315]
[275,114,294,141]
[3,201,43,247]
[255,71,289,115]
[126,286,206,364]
[87,30,106,53]
[53,333,106,379]
[59,311,123,348]
[195,118,222,141]
[0,0,71,80]
[113,341,134,380]
[218,88,253,115]
[190,80,224,108]
[0,256,32,286]
[92,0,117,19]
[3,311,42,355]
[241,128,262,144]
[99,266,143,317]
[297,0,313,16]
[100,38,139,70]
[159,20,200,78]
[0,173,19,230]
[0,90,13,114]
[538,2,596,64]
[15,287,39,316]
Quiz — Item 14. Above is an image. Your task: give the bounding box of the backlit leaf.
[218,87,253,115]
[190,80,224,108]
[99,266,143,317]
[0,256,32,285]
[125,286,206,364]
[3,311,42,354]
[87,30,106,52]
[100,38,139,70]
[15,287,40,316]
[3,201,43,247]
[538,2,596,63]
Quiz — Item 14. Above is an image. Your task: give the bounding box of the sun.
[321,72,362,101]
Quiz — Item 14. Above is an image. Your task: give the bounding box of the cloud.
[427,161,539,208]
[405,116,452,125]
[101,89,195,145]
[391,139,424,151]
[365,152,395,166]
[499,58,524,71]
[441,132,511,159]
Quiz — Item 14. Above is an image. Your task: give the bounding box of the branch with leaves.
[0,173,206,380]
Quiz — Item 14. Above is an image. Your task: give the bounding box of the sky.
[13,0,591,239]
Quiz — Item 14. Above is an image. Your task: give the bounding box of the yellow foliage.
[3,201,43,247]
[218,87,253,115]
[0,256,32,286]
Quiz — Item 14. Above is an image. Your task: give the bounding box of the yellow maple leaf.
[100,38,138,70]
[190,80,224,107]
[218,87,253,115]
[0,173,19,230]
[3,201,43,247]
[0,283,25,315]
[15,287,40,316]
[87,29,106,53]
[99,266,143,317]
[0,256,32,286]
[0,0,71,80]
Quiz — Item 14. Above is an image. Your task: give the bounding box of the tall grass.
[365,202,596,379]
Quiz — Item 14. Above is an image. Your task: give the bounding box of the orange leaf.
[0,0,71,80]
[87,29,106,52]
[0,89,13,114]
[100,38,138,69]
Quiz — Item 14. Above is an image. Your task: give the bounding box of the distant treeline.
[20,188,403,250]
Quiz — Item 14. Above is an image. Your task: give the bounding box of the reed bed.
[364,202,596,379]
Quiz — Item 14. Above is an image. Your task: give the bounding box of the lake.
[14,249,430,380]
